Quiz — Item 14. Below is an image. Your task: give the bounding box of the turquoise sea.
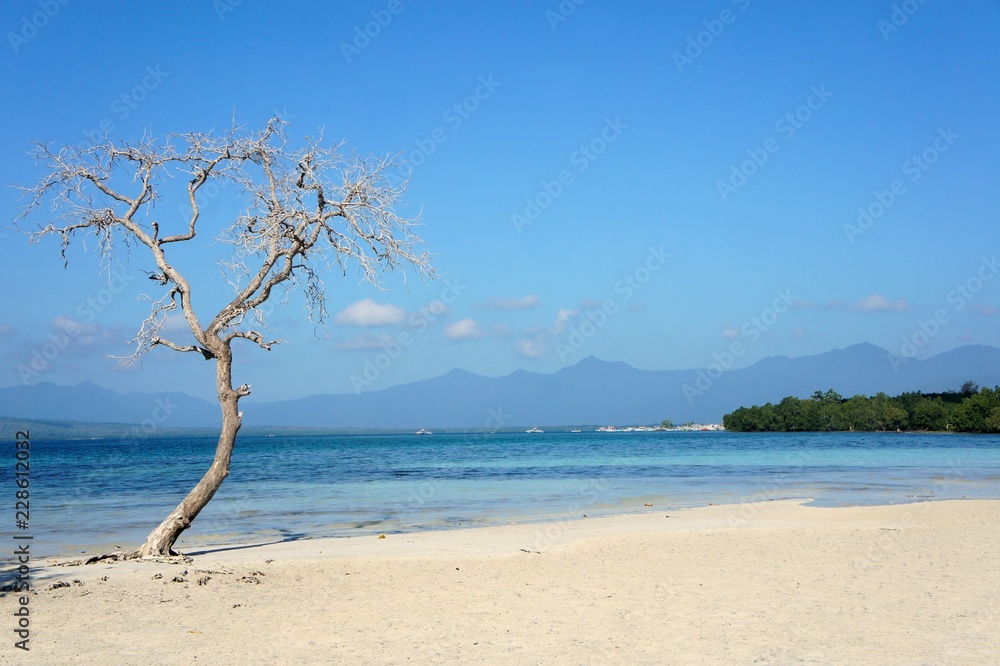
[14,430,1000,557]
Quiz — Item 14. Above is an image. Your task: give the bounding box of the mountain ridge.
[1,344,998,429]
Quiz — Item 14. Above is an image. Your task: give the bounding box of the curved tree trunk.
[139,347,242,557]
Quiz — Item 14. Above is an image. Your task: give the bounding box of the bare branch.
[224,330,282,350]
[15,117,436,367]
[151,337,215,360]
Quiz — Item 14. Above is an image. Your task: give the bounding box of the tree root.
[52,550,193,567]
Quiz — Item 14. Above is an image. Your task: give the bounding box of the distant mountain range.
[1,344,999,431]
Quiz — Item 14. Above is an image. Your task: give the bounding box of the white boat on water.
[415,428,433,435]
[525,427,544,433]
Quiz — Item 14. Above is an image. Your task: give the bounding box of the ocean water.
[13,430,1000,557]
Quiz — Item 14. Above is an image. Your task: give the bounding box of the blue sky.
[1,0,998,401]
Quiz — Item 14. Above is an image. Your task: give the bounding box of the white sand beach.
[4,499,999,664]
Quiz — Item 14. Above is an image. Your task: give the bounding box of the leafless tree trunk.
[139,348,244,556]
[16,118,434,557]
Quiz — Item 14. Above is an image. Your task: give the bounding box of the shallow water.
[12,430,1000,556]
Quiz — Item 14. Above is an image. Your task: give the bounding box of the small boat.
[525,427,544,433]
[415,428,432,435]
[570,429,582,433]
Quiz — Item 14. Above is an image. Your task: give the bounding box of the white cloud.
[516,336,547,359]
[334,298,406,327]
[855,294,908,312]
[47,316,122,355]
[477,295,542,310]
[792,295,908,313]
[552,309,578,334]
[444,318,484,341]
[160,313,194,334]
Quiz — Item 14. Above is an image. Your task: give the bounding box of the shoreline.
[25,496,999,575]
[2,418,976,442]
[33,487,999,562]
[59,496,1000,564]
[40,490,990,562]
[5,499,999,663]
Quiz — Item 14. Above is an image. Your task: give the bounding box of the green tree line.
[722,382,1000,433]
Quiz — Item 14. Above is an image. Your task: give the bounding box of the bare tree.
[15,118,434,556]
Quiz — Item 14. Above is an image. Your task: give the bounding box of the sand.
[3,499,999,664]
